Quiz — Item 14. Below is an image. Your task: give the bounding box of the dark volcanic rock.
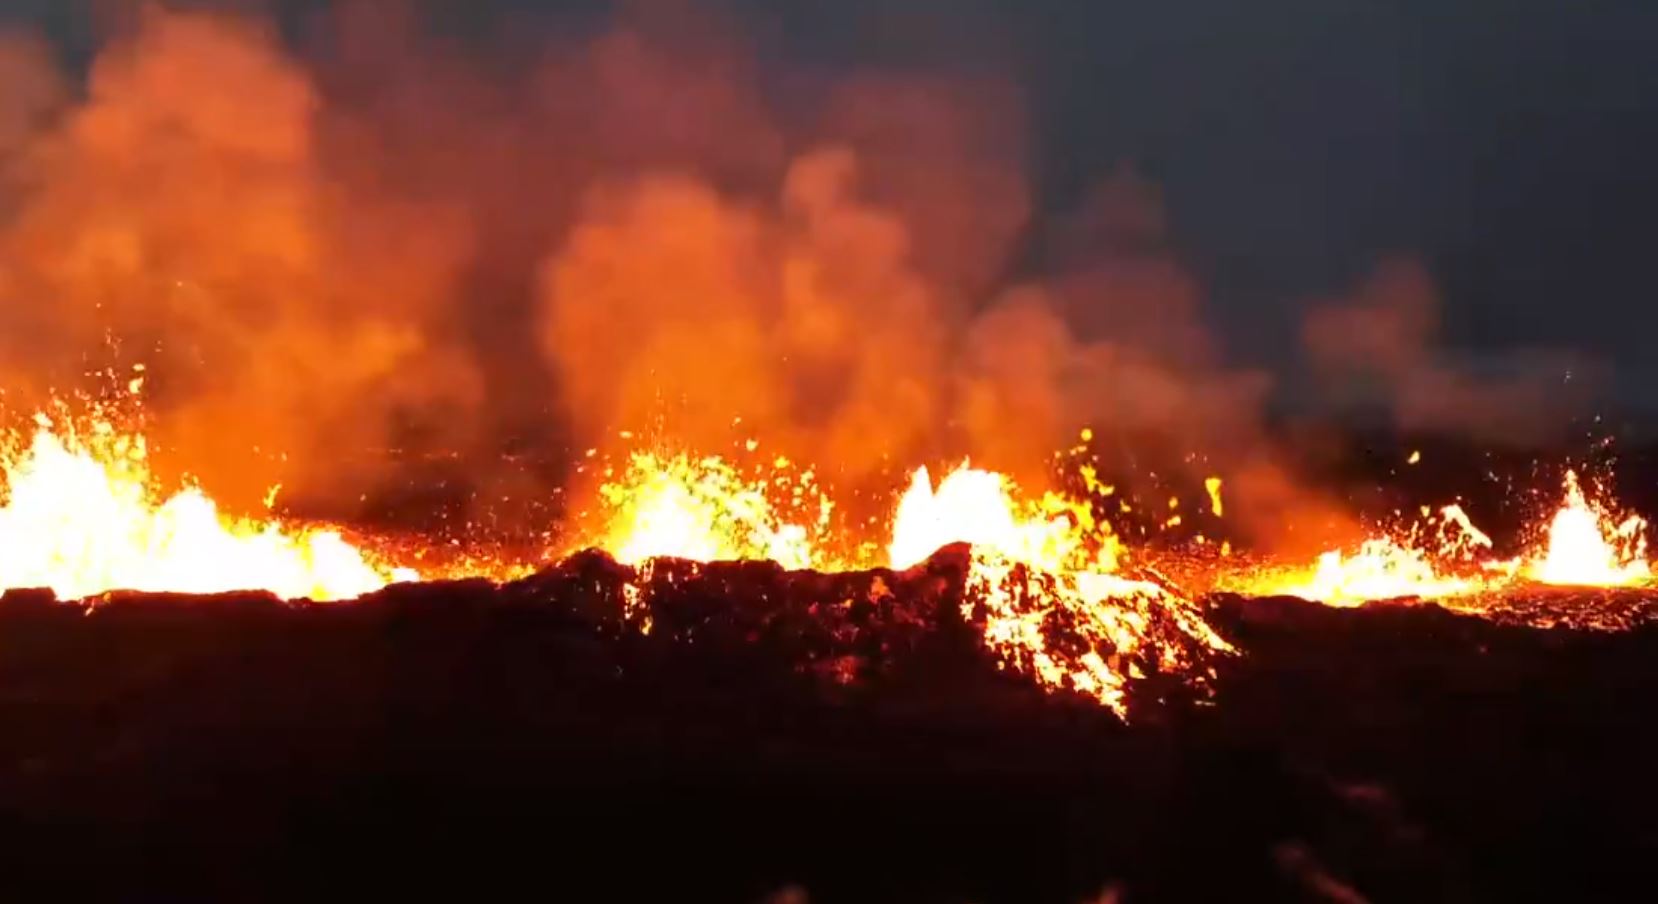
[0,560,1655,901]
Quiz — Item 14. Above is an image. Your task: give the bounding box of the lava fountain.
[1237,471,1652,604]
[888,464,1234,715]
[592,448,834,569]
[1230,504,1497,605]
[0,415,415,601]
[1526,471,1650,587]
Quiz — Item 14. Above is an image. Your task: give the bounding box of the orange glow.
[889,464,1117,573]
[1248,538,1485,605]
[890,464,1231,716]
[1204,477,1224,517]
[1231,472,1654,603]
[1525,471,1649,587]
[1228,505,1495,604]
[964,550,1231,716]
[593,449,831,569]
[5,381,1657,724]
[0,417,415,601]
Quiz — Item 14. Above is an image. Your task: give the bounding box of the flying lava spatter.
[2,390,1655,716]
[1233,473,1650,603]
[0,414,414,601]
[1524,471,1649,587]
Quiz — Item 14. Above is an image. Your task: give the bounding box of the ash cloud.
[1301,258,1594,445]
[0,1,1594,554]
[952,171,1361,552]
[0,6,483,508]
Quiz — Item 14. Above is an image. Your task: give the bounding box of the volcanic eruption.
[0,3,1655,901]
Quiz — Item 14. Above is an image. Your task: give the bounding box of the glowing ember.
[1260,539,1483,605]
[1526,471,1649,587]
[0,419,413,601]
[8,378,1658,716]
[1238,473,1655,604]
[964,550,1233,716]
[890,464,1230,715]
[889,464,1118,573]
[595,450,829,569]
[1233,505,1495,604]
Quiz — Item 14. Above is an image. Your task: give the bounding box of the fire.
[1526,471,1649,587]
[1237,473,1652,603]
[1258,539,1485,605]
[579,458,1233,715]
[594,450,831,570]
[0,418,414,602]
[964,550,1233,715]
[1231,505,1495,604]
[890,464,1232,715]
[4,382,1654,717]
[889,465,1118,573]
[1204,477,1224,517]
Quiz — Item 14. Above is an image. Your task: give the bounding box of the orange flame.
[0,417,414,601]
[593,450,832,569]
[6,374,1656,716]
[890,464,1232,715]
[888,464,1119,573]
[1525,471,1649,587]
[1254,539,1484,605]
[1228,504,1496,604]
[1235,472,1652,603]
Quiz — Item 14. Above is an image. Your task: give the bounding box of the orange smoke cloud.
[538,147,947,485]
[0,30,63,160]
[1303,258,1593,444]
[953,171,1361,552]
[0,8,482,510]
[0,2,1561,566]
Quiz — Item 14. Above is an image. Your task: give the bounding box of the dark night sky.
[8,0,1658,407]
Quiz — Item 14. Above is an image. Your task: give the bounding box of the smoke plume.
[1302,258,1593,445]
[0,7,482,509]
[0,2,1590,556]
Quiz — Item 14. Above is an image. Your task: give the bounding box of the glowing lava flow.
[594,450,831,570]
[889,465,1119,573]
[0,418,414,601]
[1239,505,1497,605]
[1238,473,1652,605]
[8,384,1655,713]
[588,456,1235,715]
[889,465,1233,715]
[1263,540,1483,606]
[1526,471,1650,587]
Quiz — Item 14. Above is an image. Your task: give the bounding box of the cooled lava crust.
[0,546,1655,902]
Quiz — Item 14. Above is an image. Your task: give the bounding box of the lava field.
[1,547,1654,902]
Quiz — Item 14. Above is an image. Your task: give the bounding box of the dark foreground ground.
[0,549,1655,902]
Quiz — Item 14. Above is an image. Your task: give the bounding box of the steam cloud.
[0,1,1588,553]
[1302,258,1593,445]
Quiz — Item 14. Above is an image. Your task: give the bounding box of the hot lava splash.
[1524,471,1650,587]
[0,409,416,602]
[3,394,1656,718]
[573,449,1234,716]
[886,464,1233,713]
[1230,470,1651,605]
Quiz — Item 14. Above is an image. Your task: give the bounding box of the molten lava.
[888,464,1233,714]
[1237,472,1652,604]
[889,464,1120,574]
[594,449,832,570]
[1263,539,1485,606]
[5,383,1657,719]
[1526,471,1650,587]
[0,417,414,601]
[1231,504,1497,604]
